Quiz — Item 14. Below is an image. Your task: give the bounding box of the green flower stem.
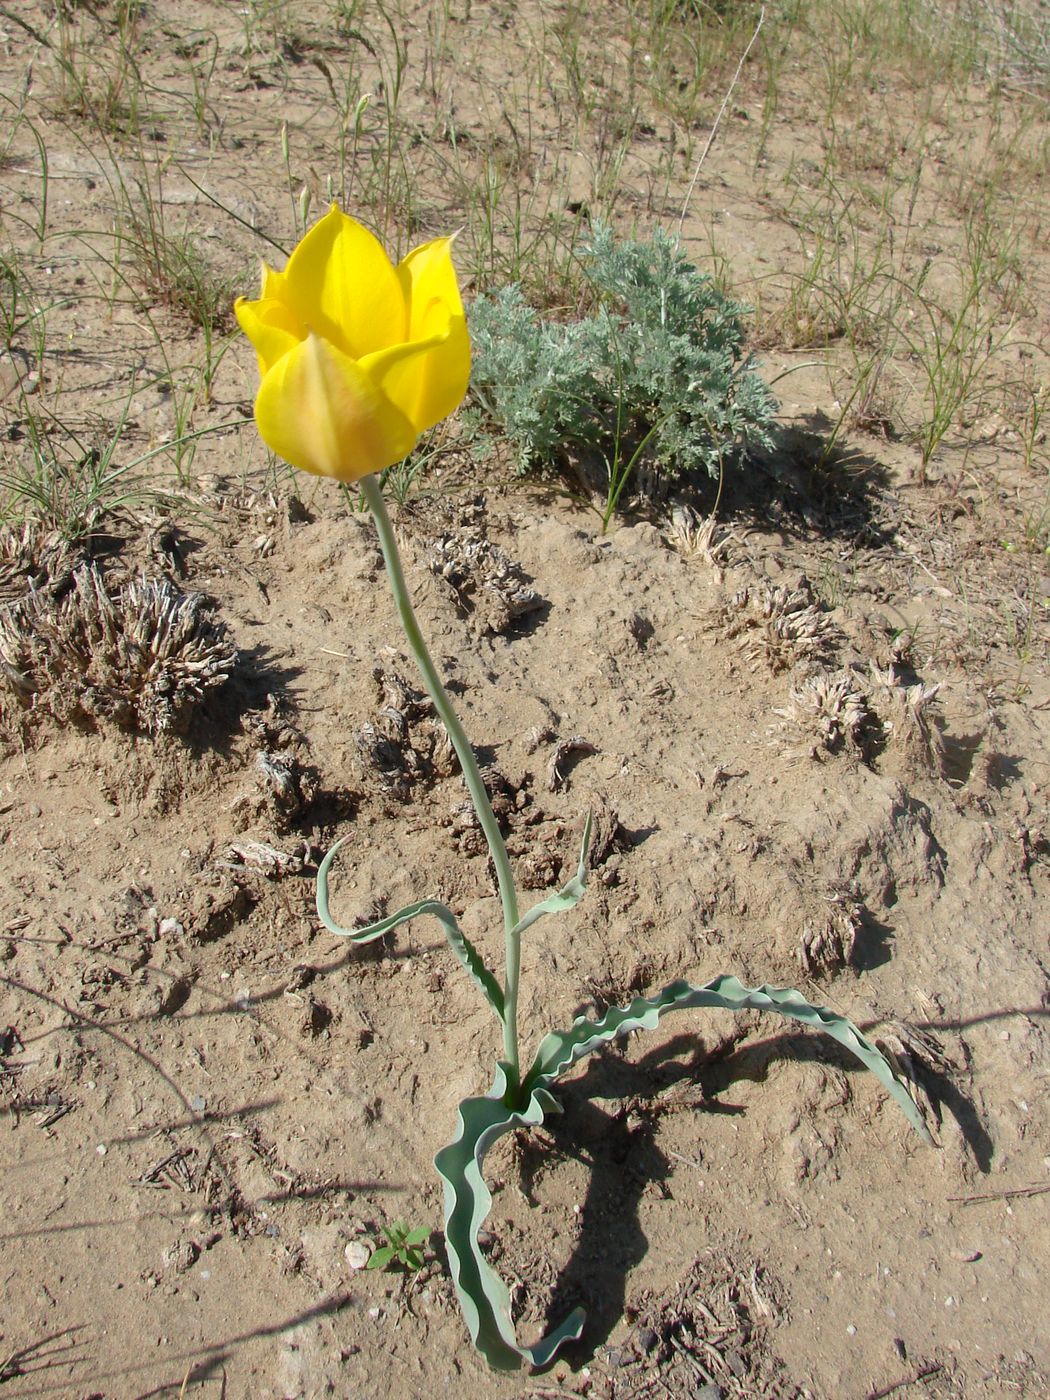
[359,474,523,1087]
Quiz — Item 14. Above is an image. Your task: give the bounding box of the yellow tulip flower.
[235,205,470,481]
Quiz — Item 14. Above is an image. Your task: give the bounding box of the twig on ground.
[865,1361,944,1399]
[949,1182,1050,1204]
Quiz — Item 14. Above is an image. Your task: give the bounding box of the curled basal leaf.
[434,1064,584,1371]
[436,974,932,1371]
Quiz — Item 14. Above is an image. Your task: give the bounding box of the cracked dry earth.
[1,475,1048,1399]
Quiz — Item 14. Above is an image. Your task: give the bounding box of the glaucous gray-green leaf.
[511,812,592,939]
[434,1062,584,1371]
[316,837,504,1020]
[525,976,933,1142]
[436,975,932,1372]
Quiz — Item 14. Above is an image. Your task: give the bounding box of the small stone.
[285,963,316,992]
[344,1240,371,1270]
[162,1240,199,1273]
[846,1324,857,1337]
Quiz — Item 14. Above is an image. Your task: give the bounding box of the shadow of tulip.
[510,1071,664,1364]
[507,1039,731,1365]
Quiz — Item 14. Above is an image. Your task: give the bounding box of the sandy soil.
[2,474,1048,1398]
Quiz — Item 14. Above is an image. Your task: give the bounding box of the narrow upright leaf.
[511,812,593,939]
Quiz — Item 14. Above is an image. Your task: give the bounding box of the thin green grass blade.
[511,812,592,939]
[436,975,932,1372]
[316,838,504,1021]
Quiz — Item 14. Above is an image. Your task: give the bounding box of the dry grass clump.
[666,504,737,578]
[772,658,946,778]
[797,888,864,977]
[869,662,945,776]
[872,1020,958,1140]
[426,525,541,635]
[0,521,77,604]
[250,750,320,832]
[775,667,877,762]
[352,666,457,799]
[719,578,839,674]
[0,563,235,735]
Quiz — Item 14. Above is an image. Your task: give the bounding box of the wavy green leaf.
[436,975,932,1372]
[316,837,504,1021]
[511,813,593,939]
[526,975,933,1142]
[434,1063,584,1371]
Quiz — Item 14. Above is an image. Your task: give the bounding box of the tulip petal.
[283,205,407,359]
[363,314,470,433]
[235,294,304,376]
[384,236,471,430]
[397,237,465,340]
[358,326,444,431]
[255,332,417,481]
[260,262,286,299]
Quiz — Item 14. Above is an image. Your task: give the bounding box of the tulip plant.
[237,206,930,1372]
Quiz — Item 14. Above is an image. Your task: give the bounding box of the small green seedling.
[366,1220,430,1273]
